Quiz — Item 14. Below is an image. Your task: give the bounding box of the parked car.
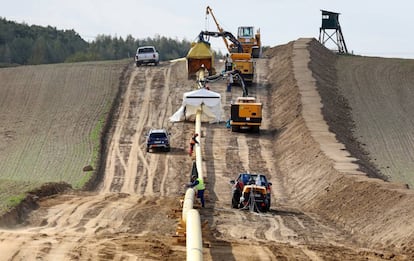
[135,46,159,67]
[146,129,170,152]
[230,173,272,212]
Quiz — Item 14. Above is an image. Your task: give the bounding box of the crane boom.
[205,6,230,52]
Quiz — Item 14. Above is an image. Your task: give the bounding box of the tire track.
[102,69,138,193]
[133,68,157,195]
[153,66,173,196]
[202,62,356,261]
[204,78,286,260]
[121,68,154,194]
[0,62,188,260]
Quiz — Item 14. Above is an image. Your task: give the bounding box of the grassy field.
[0,60,129,214]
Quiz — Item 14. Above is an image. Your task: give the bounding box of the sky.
[2,0,414,59]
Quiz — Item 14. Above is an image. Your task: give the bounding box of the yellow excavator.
[197,31,255,84]
[204,6,255,84]
[237,26,262,58]
[206,6,261,58]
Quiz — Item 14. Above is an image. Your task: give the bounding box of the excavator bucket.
[186,42,215,79]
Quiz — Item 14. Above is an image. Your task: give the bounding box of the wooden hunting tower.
[319,10,348,54]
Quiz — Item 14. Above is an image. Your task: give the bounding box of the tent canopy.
[183,88,221,107]
[170,88,222,123]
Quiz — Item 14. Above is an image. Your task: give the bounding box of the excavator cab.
[237,26,261,58]
[237,26,254,39]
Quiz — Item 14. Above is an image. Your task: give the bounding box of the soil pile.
[268,38,414,254]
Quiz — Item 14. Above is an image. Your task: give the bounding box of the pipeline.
[182,67,205,261]
[194,108,203,183]
[182,188,195,224]
[186,209,203,260]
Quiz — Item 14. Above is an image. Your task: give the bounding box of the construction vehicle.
[206,5,261,59]
[202,67,261,132]
[225,73,261,132]
[230,96,262,132]
[230,173,272,212]
[197,30,255,84]
[205,6,227,48]
[237,26,262,58]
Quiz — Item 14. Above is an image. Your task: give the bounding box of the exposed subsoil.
[1,39,414,260]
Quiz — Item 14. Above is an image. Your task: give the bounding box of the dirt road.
[0,40,413,260]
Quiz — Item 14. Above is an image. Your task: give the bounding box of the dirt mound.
[266,38,414,254]
[308,40,384,180]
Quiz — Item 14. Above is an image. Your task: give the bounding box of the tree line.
[0,17,192,67]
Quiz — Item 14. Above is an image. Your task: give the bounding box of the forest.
[0,17,192,67]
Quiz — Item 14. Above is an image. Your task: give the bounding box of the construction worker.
[189,133,199,156]
[187,175,205,208]
[226,73,233,92]
[224,53,233,71]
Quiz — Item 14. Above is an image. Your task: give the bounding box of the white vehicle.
[135,46,159,66]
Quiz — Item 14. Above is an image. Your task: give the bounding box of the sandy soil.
[1,39,414,260]
[335,55,414,188]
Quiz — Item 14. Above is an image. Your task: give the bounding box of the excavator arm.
[198,31,243,53]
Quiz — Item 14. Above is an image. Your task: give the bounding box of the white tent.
[170,88,222,123]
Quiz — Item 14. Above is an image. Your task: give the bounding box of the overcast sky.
[2,0,414,58]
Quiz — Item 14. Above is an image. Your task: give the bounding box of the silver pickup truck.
[135,46,159,66]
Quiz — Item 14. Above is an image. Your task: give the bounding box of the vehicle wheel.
[232,190,241,208]
[154,61,159,66]
[252,47,260,58]
[165,147,170,152]
[251,126,260,133]
[259,205,267,212]
[146,147,150,152]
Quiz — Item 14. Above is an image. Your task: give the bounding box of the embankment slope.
[267,38,414,254]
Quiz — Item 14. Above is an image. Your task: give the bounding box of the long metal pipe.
[183,67,205,261]
[182,188,195,224]
[186,209,203,261]
[195,108,203,184]
[195,67,204,184]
